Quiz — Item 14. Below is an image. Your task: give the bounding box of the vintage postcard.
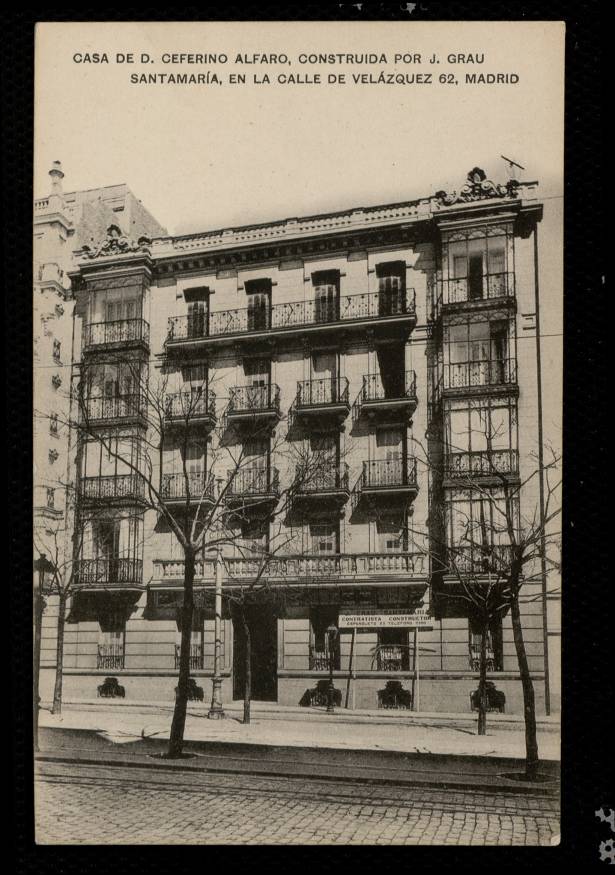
[33,19,564,845]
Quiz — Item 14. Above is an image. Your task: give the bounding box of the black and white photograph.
[29,18,567,847]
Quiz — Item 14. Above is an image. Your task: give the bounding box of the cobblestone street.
[36,761,560,845]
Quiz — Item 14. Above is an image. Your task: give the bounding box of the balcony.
[166,289,416,351]
[358,371,417,423]
[79,473,146,505]
[160,471,216,507]
[442,545,514,577]
[174,643,203,670]
[433,272,515,319]
[153,550,428,587]
[225,465,280,510]
[294,378,350,427]
[357,457,419,503]
[75,557,144,590]
[82,394,147,426]
[97,643,125,671]
[164,389,216,431]
[309,645,340,671]
[443,358,517,395]
[443,449,519,483]
[83,318,150,353]
[376,645,411,672]
[226,384,281,428]
[293,463,350,509]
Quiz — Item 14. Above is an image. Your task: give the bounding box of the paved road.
[36,760,560,845]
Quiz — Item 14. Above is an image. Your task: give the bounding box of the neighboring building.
[34,162,166,687]
[50,165,561,715]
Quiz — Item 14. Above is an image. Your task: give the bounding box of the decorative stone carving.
[51,373,62,389]
[81,224,151,259]
[435,168,520,207]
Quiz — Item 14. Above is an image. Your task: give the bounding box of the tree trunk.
[477,620,488,736]
[242,606,251,725]
[51,592,68,716]
[510,590,540,779]
[167,548,195,758]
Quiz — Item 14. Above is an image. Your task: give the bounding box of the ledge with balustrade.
[357,371,418,422]
[160,471,217,507]
[440,358,518,396]
[163,389,217,431]
[293,462,350,509]
[81,394,148,427]
[152,551,427,587]
[355,457,419,504]
[78,473,148,506]
[225,465,281,507]
[165,289,416,351]
[83,318,150,353]
[431,272,516,321]
[74,557,144,590]
[226,384,281,427]
[293,377,350,427]
[443,449,520,485]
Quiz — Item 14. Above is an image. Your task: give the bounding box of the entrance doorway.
[232,605,278,702]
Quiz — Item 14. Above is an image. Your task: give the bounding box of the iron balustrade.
[174,643,203,670]
[444,449,519,479]
[296,377,349,407]
[444,358,517,390]
[75,557,143,587]
[84,394,146,422]
[309,645,341,671]
[228,384,281,413]
[167,289,416,342]
[85,318,150,349]
[79,473,146,502]
[361,370,417,403]
[296,462,349,493]
[376,645,411,672]
[441,271,515,307]
[164,389,216,421]
[361,457,418,490]
[97,643,125,670]
[228,465,280,496]
[160,471,215,502]
[446,545,514,576]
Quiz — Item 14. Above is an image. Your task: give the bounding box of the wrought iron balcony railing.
[444,449,519,480]
[439,271,515,308]
[443,358,517,391]
[84,318,150,350]
[83,394,147,423]
[360,370,417,404]
[444,545,514,576]
[75,557,143,587]
[295,462,350,494]
[164,389,216,423]
[79,473,146,503]
[227,384,281,415]
[376,645,411,672]
[167,289,416,343]
[97,643,125,670]
[227,465,280,497]
[360,457,418,491]
[309,645,341,671]
[174,643,203,670]
[296,377,350,408]
[160,471,216,503]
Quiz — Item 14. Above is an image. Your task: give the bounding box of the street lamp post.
[208,548,225,719]
[33,553,52,752]
[326,622,339,714]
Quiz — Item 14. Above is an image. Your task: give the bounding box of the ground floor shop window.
[468,616,503,671]
[309,606,340,670]
[376,628,410,671]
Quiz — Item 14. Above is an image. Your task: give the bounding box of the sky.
[34,21,564,237]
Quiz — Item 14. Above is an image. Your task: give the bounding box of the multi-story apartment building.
[50,165,560,715]
[34,162,166,690]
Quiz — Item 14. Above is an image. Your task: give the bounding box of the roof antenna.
[501,155,525,181]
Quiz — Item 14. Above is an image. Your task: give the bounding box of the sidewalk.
[39,700,561,762]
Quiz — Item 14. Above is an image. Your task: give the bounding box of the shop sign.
[338,606,433,630]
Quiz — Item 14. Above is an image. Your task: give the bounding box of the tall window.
[243,358,271,408]
[312,271,340,323]
[377,514,407,552]
[447,231,509,302]
[310,606,340,670]
[52,339,61,362]
[309,521,339,554]
[245,279,271,331]
[311,351,338,403]
[377,628,410,671]
[310,434,339,488]
[376,261,406,316]
[446,318,513,388]
[46,487,55,509]
[98,610,126,670]
[468,615,503,671]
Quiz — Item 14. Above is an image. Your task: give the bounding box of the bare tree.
[414,404,561,776]
[68,353,339,756]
